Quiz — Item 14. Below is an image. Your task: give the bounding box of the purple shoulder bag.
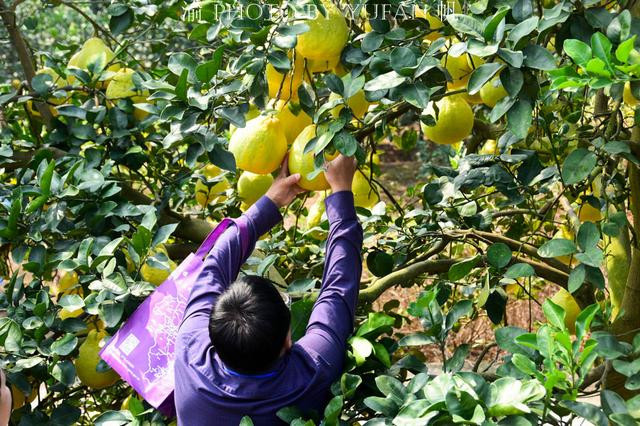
[100,218,249,417]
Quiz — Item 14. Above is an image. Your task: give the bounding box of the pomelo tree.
[2,0,640,424]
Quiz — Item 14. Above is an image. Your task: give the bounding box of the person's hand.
[324,154,357,193]
[266,155,306,208]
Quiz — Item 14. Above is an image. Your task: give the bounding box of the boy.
[174,154,363,425]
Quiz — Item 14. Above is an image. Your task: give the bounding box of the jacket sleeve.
[297,191,363,377]
[180,196,282,329]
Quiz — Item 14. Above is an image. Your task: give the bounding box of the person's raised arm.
[298,155,363,373]
[181,158,304,326]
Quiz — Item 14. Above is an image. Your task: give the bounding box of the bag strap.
[194,217,251,259]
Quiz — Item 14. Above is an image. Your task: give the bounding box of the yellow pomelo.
[579,203,602,222]
[274,100,312,145]
[415,0,460,41]
[105,68,150,121]
[50,271,78,297]
[67,37,120,86]
[604,227,630,320]
[623,82,640,106]
[266,55,305,100]
[288,125,331,191]
[296,0,349,61]
[479,139,499,155]
[480,75,508,107]
[195,164,229,207]
[441,53,472,89]
[353,169,378,208]
[550,288,581,334]
[75,330,120,389]
[422,95,474,145]
[329,90,370,120]
[306,55,341,73]
[229,105,260,135]
[141,257,177,286]
[229,115,288,174]
[305,195,327,240]
[237,172,274,206]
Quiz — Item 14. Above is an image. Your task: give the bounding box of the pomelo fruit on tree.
[105,68,150,121]
[195,164,229,207]
[623,82,639,106]
[441,51,472,90]
[295,0,349,61]
[353,169,379,208]
[11,384,38,410]
[229,105,260,135]
[329,90,370,120]
[479,139,499,155]
[266,55,305,100]
[67,37,120,86]
[422,94,474,145]
[480,74,508,107]
[306,55,341,73]
[229,115,288,174]
[554,225,575,266]
[305,195,327,240]
[274,100,312,145]
[604,225,630,320]
[415,0,461,42]
[550,288,581,334]
[237,171,274,206]
[50,271,84,319]
[75,330,120,389]
[288,124,331,191]
[140,245,177,286]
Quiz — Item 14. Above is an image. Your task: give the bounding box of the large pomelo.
[422,95,474,145]
[237,171,274,206]
[229,115,288,174]
[288,125,331,191]
[295,0,349,61]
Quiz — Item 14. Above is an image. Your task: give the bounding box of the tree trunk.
[0,0,53,126]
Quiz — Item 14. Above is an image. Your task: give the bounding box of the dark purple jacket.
[174,191,363,425]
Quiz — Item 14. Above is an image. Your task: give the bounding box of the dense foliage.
[2,0,640,424]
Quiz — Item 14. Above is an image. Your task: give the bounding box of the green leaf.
[523,44,556,70]
[562,148,598,185]
[51,333,78,356]
[538,238,577,258]
[568,264,587,293]
[507,16,539,46]
[487,243,512,269]
[564,39,592,66]
[615,36,636,63]
[591,32,613,70]
[575,247,604,267]
[51,403,81,425]
[468,63,503,95]
[168,52,197,80]
[507,99,533,139]
[577,221,600,250]
[350,336,374,365]
[575,304,599,343]
[560,401,608,426]
[448,255,481,281]
[287,278,316,293]
[356,312,394,338]
[504,263,535,279]
[109,8,134,36]
[542,299,566,330]
[323,395,343,426]
[364,71,407,91]
[196,47,224,83]
[333,130,358,156]
[239,416,254,426]
[446,14,484,38]
[483,6,510,42]
[175,68,189,101]
[398,332,434,346]
[51,360,76,386]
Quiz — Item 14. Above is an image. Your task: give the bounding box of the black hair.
[209,275,291,374]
